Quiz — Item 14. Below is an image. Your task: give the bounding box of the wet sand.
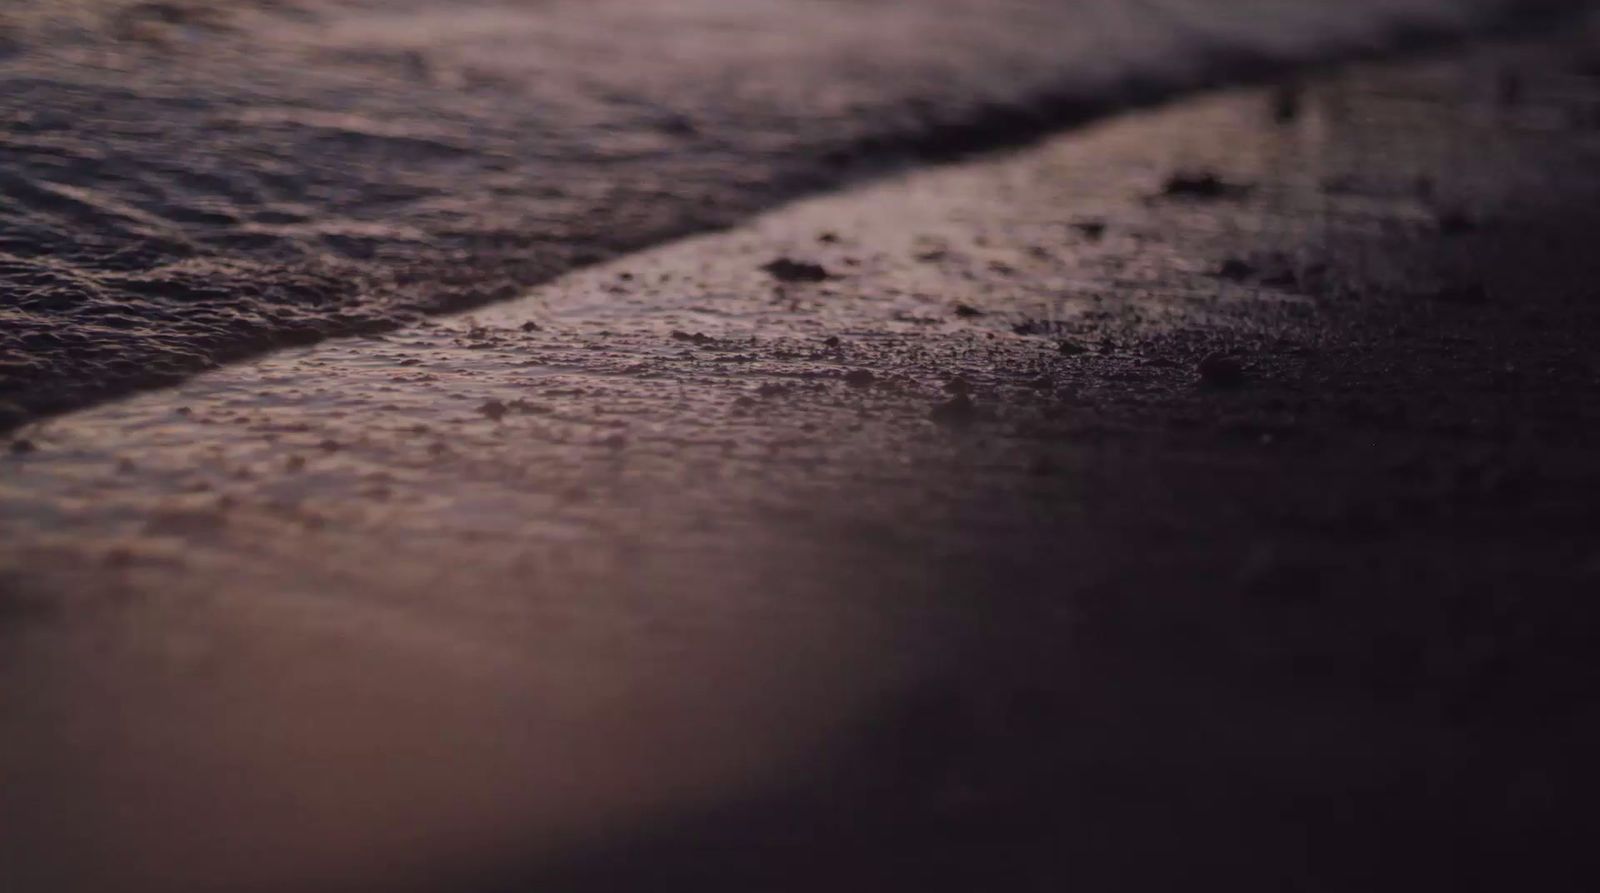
[6,18,1600,893]
[0,0,1578,430]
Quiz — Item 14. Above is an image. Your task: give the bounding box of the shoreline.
[6,19,1600,892]
[2,0,1592,432]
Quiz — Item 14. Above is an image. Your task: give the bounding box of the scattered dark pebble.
[319,438,342,452]
[520,321,542,332]
[1161,171,1251,200]
[1058,340,1089,356]
[762,258,831,283]
[601,433,628,450]
[823,336,842,348]
[1198,353,1247,388]
[671,330,715,345]
[844,369,877,388]
[479,399,508,421]
[818,232,840,244]
[175,406,192,416]
[1217,259,1256,281]
[930,393,978,427]
[954,304,985,318]
[285,455,306,472]
[1072,220,1107,240]
[1271,85,1302,123]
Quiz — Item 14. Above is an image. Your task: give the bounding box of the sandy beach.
[0,0,1578,430]
[6,13,1600,889]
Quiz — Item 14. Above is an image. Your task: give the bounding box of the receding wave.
[0,0,1576,429]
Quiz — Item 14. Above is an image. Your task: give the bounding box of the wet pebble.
[1217,259,1255,281]
[1161,171,1250,200]
[1198,353,1247,388]
[761,258,831,283]
[1271,85,1302,123]
[1072,220,1107,240]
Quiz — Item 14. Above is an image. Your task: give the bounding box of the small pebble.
[1198,353,1247,388]
[1072,220,1107,240]
[1217,259,1255,281]
[761,258,831,283]
[1271,85,1302,123]
[1162,171,1250,200]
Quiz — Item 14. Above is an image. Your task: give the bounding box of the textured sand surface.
[6,19,1600,893]
[0,0,1574,429]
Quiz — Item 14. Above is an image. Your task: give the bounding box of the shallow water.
[0,0,1566,429]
